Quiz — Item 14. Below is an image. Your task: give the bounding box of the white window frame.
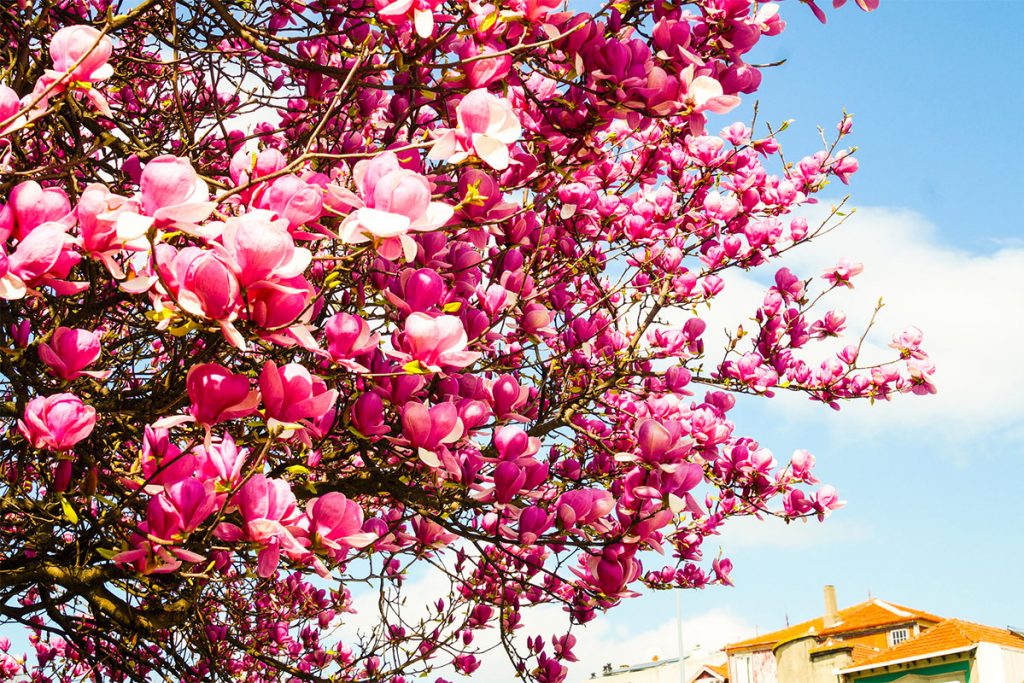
[888,627,910,647]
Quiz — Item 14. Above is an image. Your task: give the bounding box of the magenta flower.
[259,361,338,430]
[197,433,247,487]
[0,85,25,136]
[254,175,324,234]
[186,363,260,426]
[325,313,380,371]
[374,0,443,38]
[163,247,242,322]
[216,474,306,578]
[18,393,96,451]
[822,257,864,288]
[1,222,82,300]
[37,327,105,381]
[305,492,376,558]
[164,477,218,534]
[428,89,522,171]
[400,401,464,467]
[32,26,114,115]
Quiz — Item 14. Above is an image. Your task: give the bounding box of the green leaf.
[60,497,79,525]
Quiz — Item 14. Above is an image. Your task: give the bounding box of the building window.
[888,628,910,647]
[731,655,752,683]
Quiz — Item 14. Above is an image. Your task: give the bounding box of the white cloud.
[712,514,872,550]
[680,203,1024,441]
[561,607,752,683]
[335,559,753,683]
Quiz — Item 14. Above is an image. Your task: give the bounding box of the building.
[723,586,943,683]
[839,619,1024,683]
[590,649,730,683]
[593,587,1024,683]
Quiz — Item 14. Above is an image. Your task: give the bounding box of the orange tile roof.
[709,662,729,679]
[725,600,941,652]
[851,619,1024,669]
[690,662,729,682]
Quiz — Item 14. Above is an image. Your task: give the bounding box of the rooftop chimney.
[824,585,839,628]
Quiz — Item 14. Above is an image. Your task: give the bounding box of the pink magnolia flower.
[823,257,864,288]
[0,85,27,136]
[395,313,481,373]
[890,325,927,360]
[216,474,306,577]
[681,67,741,115]
[77,183,138,276]
[117,156,215,243]
[164,477,218,534]
[243,275,316,336]
[400,401,464,467]
[253,174,324,235]
[305,492,376,559]
[813,484,845,519]
[259,361,338,430]
[162,247,242,322]
[186,363,260,426]
[325,313,380,371]
[33,26,114,114]
[834,0,879,11]
[375,0,443,38]
[0,181,71,243]
[0,222,83,300]
[196,433,247,487]
[49,25,114,85]
[229,148,286,190]
[18,393,96,451]
[140,425,194,488]
[37,327,106,380]
[337,151,453,261]
[556,489,615,529]
[214,211,311,287]
[428,89,522,171]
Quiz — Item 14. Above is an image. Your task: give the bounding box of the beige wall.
[773,639,853,683]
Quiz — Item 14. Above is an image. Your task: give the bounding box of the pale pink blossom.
[0,180,71,243]
[822,257,864,288]
[395,313,481,373]
[336,152,453,261]
[0,222,83,300]
[34,26,114,115]
[375,0,444,38]
[213,211,311,286]
[428,89,522,171]
[117,156,215,243]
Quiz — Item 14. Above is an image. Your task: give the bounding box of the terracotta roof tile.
[709,662,729,679]
[852,619,1024,669]
[689,662,729,682]
[725,600,940,652]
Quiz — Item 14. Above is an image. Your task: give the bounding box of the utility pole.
[676,589,686,683]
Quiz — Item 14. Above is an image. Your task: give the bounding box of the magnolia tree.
[0,0,930,680]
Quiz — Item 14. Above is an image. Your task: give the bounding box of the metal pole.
[676,589,686,683]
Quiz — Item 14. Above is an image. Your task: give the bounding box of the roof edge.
[837,645,977,675]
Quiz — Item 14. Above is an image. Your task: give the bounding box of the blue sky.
[545,2,1024,680]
